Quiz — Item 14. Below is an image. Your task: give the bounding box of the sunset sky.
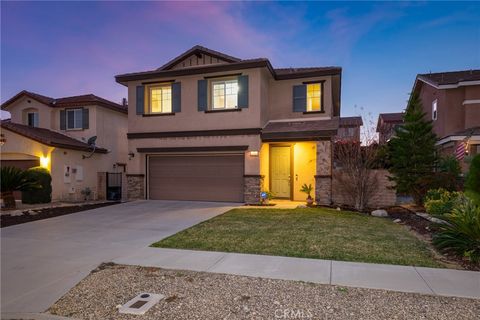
[1,1,479,124]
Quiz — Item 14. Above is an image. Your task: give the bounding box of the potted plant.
[260,191,273,205]
[81,187,92,201]
[300,183,314,207]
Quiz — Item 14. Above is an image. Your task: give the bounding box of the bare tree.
[333,111,381,211]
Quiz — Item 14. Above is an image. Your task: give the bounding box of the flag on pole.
[455,141,466,161]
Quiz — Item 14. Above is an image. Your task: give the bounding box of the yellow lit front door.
[270,146,291,198]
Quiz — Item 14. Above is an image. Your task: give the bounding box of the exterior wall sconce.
[250,150,259,157]
[128,152,135,160]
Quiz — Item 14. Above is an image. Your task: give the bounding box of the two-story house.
[1,91,128,201]
[376,112,404,145]
[115,45,342,204]
[335,116,363,142]
[411,70,480,169]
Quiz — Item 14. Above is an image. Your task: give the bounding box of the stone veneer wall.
[315,140,333,205]
[127,174,145,200]
[244,175,262,204]
[332,169,396,208]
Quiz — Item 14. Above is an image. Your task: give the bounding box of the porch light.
[40,155,50,169]
[250,150,259,156]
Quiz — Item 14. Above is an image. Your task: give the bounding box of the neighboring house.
[115,45,342,204]
[411,70,480,169]
[376,112,404,145]
[0,91,128,201]
[335,116,363,142]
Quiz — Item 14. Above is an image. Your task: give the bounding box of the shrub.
[437,155,461,178]
[433,197,480,264]
[414,172,459,204]
[1,166,38,209]
[465,154,480,193]
[21,167,52,204]
[424,188,462,216]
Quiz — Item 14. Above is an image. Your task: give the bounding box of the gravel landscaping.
[49,263,480,320]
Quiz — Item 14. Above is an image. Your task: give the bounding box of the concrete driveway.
[1,200,235,315]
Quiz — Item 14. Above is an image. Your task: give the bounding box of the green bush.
[437,155,461,178]
[424,188,462,216]
[414,173,459,204]
[433,197,480,264]
[465,154,480,193]
[21,167,52,204]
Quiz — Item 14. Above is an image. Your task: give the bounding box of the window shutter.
[60,110,66,130]
[293,84,307,112]
[198,79,208,111]
[82,108,89,129]
[136,85,145,115]
[237,75,249,108]
[172,82,181,113]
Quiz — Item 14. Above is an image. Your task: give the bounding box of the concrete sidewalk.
[113,247,480,299]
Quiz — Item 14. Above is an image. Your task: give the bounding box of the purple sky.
[1,1,479,125]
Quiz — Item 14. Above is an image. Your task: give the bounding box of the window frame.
[27,112,39,127]
[146,84,173,114]
[305,81,324,113]
[210,78,239,110]
[65,108,84,131]
[432,99,438,121]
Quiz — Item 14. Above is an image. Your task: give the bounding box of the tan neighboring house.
[115,45,343,204]
[1,91,128,201]
[411,70,480,170]
[335,116,363,142]
[376,112,404,145]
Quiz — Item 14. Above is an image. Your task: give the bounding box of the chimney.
[122,98,128,107]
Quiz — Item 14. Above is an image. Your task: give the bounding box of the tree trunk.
[1,191,17,209]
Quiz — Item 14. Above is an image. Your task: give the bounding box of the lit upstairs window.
[307,83,322,112]
[212,79,238,109]
[148,85,172,114]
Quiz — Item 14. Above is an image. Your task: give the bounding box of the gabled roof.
[376,112,404,132]
[158,45,242,70]
[115,45,341,84]
[1,90,127,114]
[417,69,480,87]
[1,121,108,153]
[339,116,363,127]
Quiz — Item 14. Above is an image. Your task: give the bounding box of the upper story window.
[27,112,39,127]
[66,108,83,130]
[432,99,438,120]
[212,79,238,109]
[306,83,322,112]
[147,85,172,114]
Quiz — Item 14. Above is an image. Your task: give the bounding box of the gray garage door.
[148,154,244,202]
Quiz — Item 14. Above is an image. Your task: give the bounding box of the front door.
[270,146,291,198]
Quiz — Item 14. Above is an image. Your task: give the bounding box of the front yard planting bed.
[49,264,480,320]
[1,202,119,228]
[152,208,444,268]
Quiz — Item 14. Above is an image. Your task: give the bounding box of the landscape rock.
[393,219,401,223]
[371,209,389,217]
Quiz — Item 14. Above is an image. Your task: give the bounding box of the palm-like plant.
[433,197,480,264]
[1,166,39,209]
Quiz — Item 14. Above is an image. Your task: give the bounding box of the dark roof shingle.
[339,116,363,127]
[418,70,480,86]
[378,112,404,122]
[261,118,339,141]
[2,91,127,114]
[1,121,108,153]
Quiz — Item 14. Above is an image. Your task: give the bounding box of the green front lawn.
[152,208,444,268]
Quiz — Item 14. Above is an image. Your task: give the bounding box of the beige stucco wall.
[267,75,334,121]
[1,129,53,169]
[127,68,264,133]
[4,96,53,129]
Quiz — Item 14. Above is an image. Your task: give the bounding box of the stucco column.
[315,139,333,205]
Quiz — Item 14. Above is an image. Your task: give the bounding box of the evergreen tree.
[387,94,437,203]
